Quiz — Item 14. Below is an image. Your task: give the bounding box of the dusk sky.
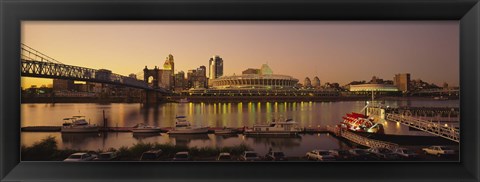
[21,21,459,88]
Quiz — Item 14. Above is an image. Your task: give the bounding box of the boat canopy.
[72,119,88,125]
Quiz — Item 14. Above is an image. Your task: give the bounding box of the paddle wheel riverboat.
[341,112,383,134]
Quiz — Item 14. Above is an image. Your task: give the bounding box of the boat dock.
[21,126,329,134]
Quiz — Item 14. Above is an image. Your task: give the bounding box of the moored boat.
[167,116,209,134]
[340,112,383,133]
[61,116,99,133]
[131,123,163,133]
[244,118,301,136]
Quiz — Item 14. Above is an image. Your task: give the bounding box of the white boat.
[131,123,163,133]
[61,116,99,133]
[244,118,301,136]
[167,116,209,134]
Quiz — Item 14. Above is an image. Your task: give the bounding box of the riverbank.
[21,95,456,103]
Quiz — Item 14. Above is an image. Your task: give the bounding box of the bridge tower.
[144,66,160,88]
[142,66,160,104]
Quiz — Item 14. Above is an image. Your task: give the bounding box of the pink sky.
[21,21,459,88]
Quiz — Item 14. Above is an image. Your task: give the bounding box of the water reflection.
[214,134,238,140]
[132,133,161,141]
[61,133,101,149]
[247,136,302,149]
[22,100,459,132]
[169,134,210,147]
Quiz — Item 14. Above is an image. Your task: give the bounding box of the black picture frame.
[1,0,479,181]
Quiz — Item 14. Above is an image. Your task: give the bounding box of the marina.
[21,100,459,161]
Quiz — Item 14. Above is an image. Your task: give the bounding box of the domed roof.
[260,64,273,75]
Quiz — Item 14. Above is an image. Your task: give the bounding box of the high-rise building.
[187,69,196,89]
[163,54,175,73]
[394,73,411,92]
[209,55,223,79]
[198,65,207,78]
[159,69,173,89]
[174,71,187,91]
[187,66,208,89]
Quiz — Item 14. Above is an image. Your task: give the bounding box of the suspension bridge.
[20,44,170,100]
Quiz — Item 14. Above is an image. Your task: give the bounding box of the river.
[21,99,459,156]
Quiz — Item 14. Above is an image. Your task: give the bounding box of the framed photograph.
[1,0,479,181]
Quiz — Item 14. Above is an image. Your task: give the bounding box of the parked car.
[64,152,96,162]
[348,149,379,160]
[173,151,191,161]
[217,153,232,161]
[94,152,119,161]
[265,151,287,161]
[393,148,419,159]
[422,146,455,157]
[240,151,261,161]
[305,150,335,161]
[328,150,352,160]
[367,148,399,160]
[140,150,162,161]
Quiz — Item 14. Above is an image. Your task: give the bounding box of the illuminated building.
[209,55,223,79]
[349,84,399,92]
[394,73,411,92]
[210,64,298,89]
[187,66,208,89]
[163,54,175,74]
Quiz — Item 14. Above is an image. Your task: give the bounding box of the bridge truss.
[20,44,168,93]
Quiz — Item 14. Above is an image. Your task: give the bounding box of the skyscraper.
[163,54,175,89]
[187,66,208,89]
[394,73,411,92]
[209,55,223,79]
[174,71,187,91]
[163,54,175,75]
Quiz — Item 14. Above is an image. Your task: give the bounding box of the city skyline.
[22,21,459,88]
